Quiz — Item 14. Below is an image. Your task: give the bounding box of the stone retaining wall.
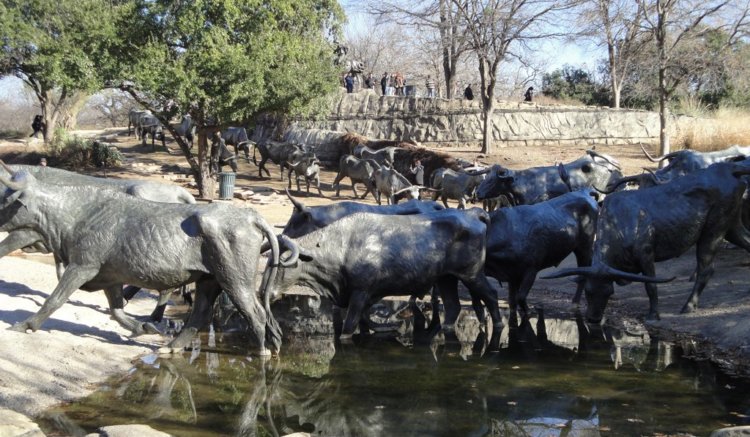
[271,90,691,148]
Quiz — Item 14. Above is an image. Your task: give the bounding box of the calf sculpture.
[0,167,285,356]
[543,162,750,322]
[260,209,503,353]
[332,155,380,200]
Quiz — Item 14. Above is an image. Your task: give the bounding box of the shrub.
[46,132,123,169]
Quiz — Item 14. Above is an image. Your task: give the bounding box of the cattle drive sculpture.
[6,128,750,370]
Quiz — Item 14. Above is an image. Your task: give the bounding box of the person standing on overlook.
[425,75,436,98]
[464,84,474,100]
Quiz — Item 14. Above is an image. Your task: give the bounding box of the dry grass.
[673,107,750,152]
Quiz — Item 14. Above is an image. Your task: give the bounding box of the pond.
[38,303,750,437]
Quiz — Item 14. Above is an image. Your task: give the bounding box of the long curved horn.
[277,235,300,267]
[419,187,442,193]
[600,264,675,283]
[465,167,492,175]
[541,266,597,279]
[641,168,667,185]
[0,160,16,176]
[601,173,655,193]
[639,144,680,163]
[0,172,28,191]
[286,189,309,213]
[394,186,419,196]
[586,150,622,170]
[542,264,674,283]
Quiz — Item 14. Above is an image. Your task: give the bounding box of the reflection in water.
[39,306,750,437]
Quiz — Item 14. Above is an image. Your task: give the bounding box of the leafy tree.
[0,0,120,142]
[541,65,609,106]
[114,0,344,199]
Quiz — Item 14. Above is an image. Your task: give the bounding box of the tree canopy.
[0,0,120,140]
[113,0,345,197]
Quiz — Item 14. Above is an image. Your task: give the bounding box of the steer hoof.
[140,322,163,336]
[680,304,696,314]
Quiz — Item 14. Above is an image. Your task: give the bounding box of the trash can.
[218,172,236,200]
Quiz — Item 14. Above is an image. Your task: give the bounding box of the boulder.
[0,408,46,437]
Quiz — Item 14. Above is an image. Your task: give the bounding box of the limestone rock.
[0,408,46,437]
[711,426,750,437]
[85,424,172,437]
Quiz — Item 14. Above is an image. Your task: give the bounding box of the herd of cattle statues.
[2,116,750,358]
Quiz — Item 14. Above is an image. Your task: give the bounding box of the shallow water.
[39,309,750,437]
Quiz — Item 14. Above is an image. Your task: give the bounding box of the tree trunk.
[196,129,216,200]
[481,103,494,154]
[658,66,670,160]
[60,92,89,130]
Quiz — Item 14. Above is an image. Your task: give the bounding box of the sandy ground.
[0,255,164,417]
[0,129,749,421]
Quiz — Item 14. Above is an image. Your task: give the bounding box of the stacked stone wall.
[262,90,691,148]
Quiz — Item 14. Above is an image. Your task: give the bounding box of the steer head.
[475,165,513,201]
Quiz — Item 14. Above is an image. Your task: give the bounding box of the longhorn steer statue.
[353,144,397,167]
[287,155,323,196]
[372,165,422,205]
[254,141,306,180]
[0,164,196,322]
[543,162,750,323]
[485,190,598,323]
[0,167,285,356]
[476,150,622,206]
[610,144,750,190]
[430,167,490,209]
[282,192,445,238]
[138,114,166,151]
[260,208,503,353]
[222,127,255,163]
[171,115,195,148]
[332,155,380,200]
[128,109,151,138]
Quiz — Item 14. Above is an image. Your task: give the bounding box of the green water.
[39,314,750,437]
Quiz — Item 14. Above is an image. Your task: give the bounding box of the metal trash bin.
[218,172,236,200]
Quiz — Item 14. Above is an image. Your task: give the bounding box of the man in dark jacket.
[464,84,474,100]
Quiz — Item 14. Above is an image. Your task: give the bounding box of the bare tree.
[452,0,577,154]
[362,0,470,98]
[577,0,649,108]
[638,0,731,156]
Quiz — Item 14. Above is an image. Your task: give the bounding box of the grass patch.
[0,129,28,140]
[673,107,750,152]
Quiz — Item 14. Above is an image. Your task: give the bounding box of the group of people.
[379,72,406,96]
[346,73,536,103]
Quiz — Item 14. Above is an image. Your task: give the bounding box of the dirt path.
[0,128,749,420]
